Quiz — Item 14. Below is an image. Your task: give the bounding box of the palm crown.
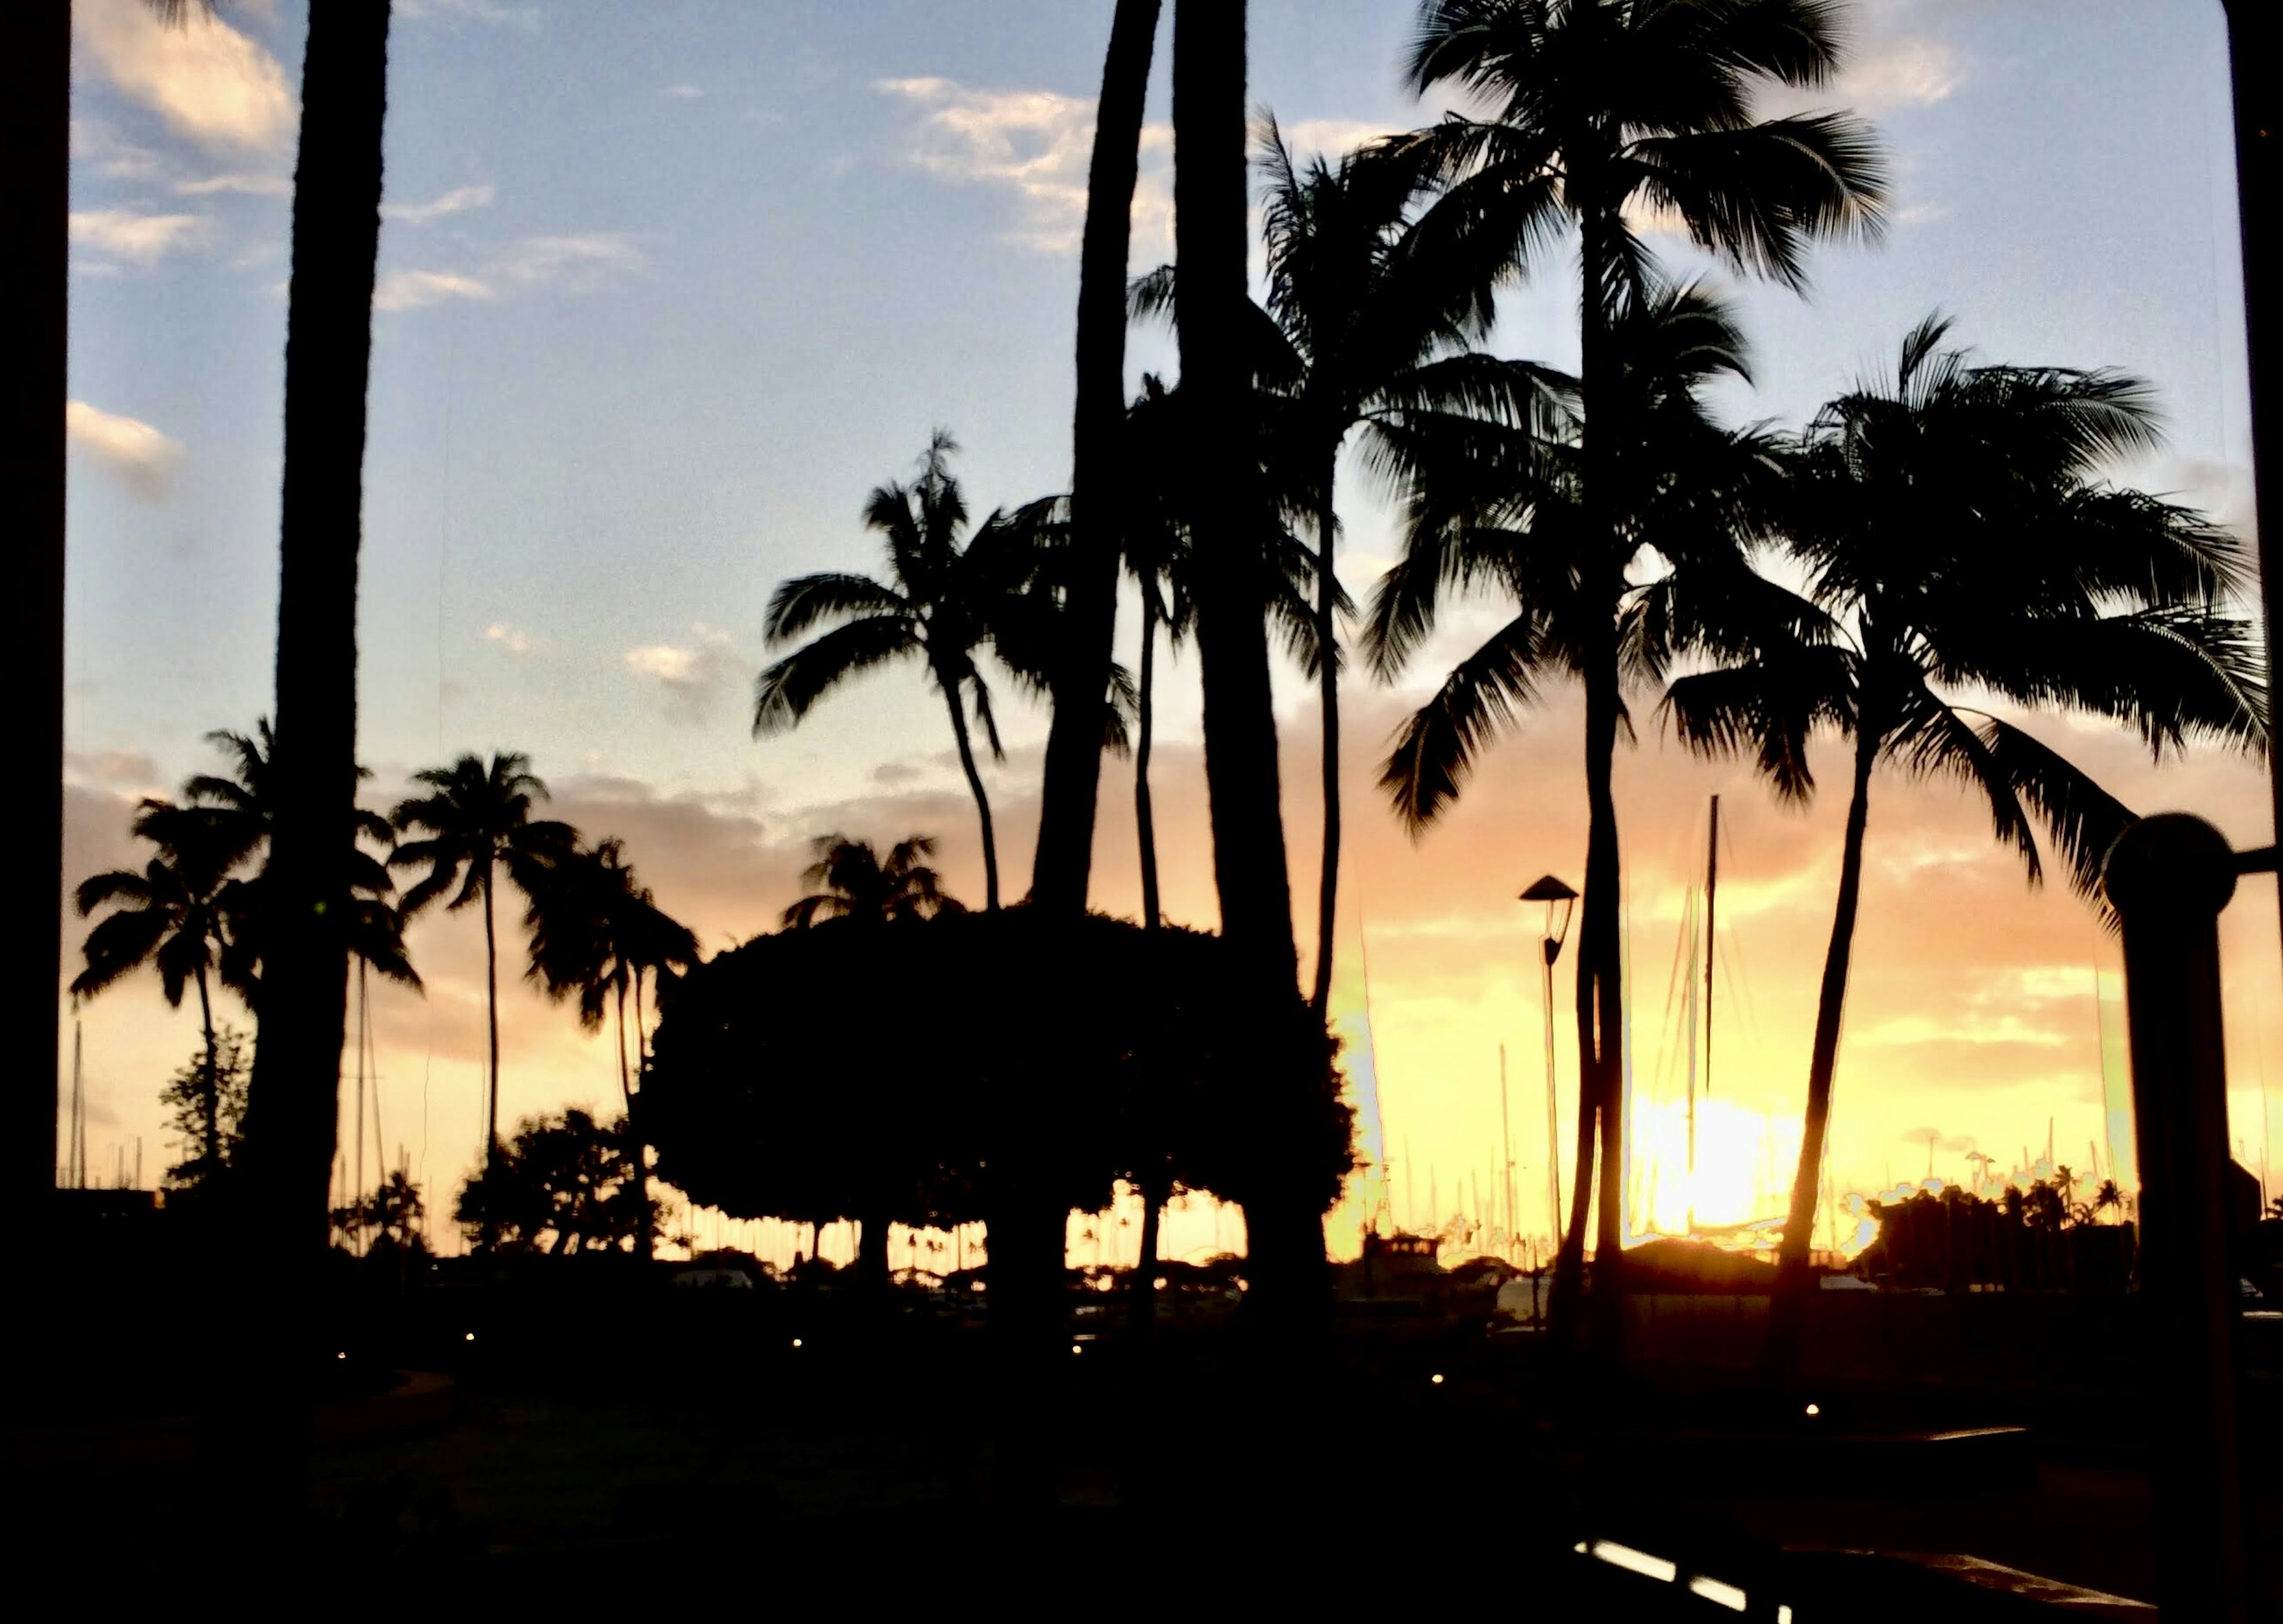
[781,833,963,929]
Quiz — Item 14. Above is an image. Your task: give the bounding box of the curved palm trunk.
[1135,588,1163,927]
[194,964,222,1169]
[631,968,653,1263]
[1312,468,1341,1014]
[1,0,67,1243]
[219,0,392,1538]
[1768,726,1879,1377]
[1174,0,1323,1329]
[1032,0,1162,917]
[941,685,1001,911]
[480,867,503,1246]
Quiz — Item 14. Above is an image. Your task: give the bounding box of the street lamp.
[1520,875,1577,1252]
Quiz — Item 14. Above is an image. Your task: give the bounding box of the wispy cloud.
[396,0,542,31]
[174,171,291,197]
[485,622,533,656]
[661,83,705,100]
[374,268,497,311]
[625,625,740,724]
[375,232,643,313]
[74,0,297,155]
[70,207,210,264]
[1840,33,1966,114]
[67,400,185,500]
[875,76,1173,257]
[383,183,496,225]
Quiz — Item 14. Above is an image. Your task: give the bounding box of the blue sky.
[60,0,2278,1251]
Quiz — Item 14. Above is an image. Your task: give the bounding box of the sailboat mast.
[1704,794,1719,1104]
[1499,1044,1514,1262]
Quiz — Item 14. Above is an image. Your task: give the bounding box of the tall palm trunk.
[1767,720,1879,1375]
[481,869,501,1153]
[941,684,1000,910]
[1031,0,1162,916]
[1135,588,1163,927]
[194,965,222,1168]
[1312,465,1341,1014]
[1,0,67,1248]
[1173,0,1323,1324]
[220,0,392,1535]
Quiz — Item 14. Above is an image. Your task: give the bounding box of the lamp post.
[1520,876,1578,1253]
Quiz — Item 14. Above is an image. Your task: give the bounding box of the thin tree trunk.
[1130,1174,1167,1337]
[1312,465,1340,1014]
[1136,587,1163,928]
[1173,0,1323,1325]
[481,865,502,1225]
[1768,724,1879,1376]
[218,0,393,1543]
[196,964,222,1168]
[630,968,652,1263]
[0,0,67,1255]
[1032,0,1162,917]
[857,1209,891,1296]
[942,686,1000,910]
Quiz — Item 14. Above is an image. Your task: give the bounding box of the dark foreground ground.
[10,1271,2279,1618]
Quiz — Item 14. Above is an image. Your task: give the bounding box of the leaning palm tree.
[1031,0,1165,918]
[1133,121,1564,1012]
[525,836,697,1262]
[389,752,576,1213]
[1397,0,1886,1330]
[73,801,242,1173]
[781,834,962,929]
[756,433,1027,910]
[1663,318,2266,1338]
[1364,281,1781,1323]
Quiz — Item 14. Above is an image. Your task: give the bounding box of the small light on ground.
[1589,1541,1678,1584]
[1804,1403,1820,1417]
[463,1332,475,1342]
[1778,1609,1794,1624]
[791,1337,803,1348]
[1071,1343,1083,1356]
[1430,1373,1445,1385]
[335,1351,345,1360]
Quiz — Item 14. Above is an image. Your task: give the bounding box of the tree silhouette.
[1032,0,1165,919]
[1363,281,1779,1317]
[756,433,1032,910]
[1397,0,1886,1339]
[781,833,963,929]
[524,835,698,1261]
[1663,317,2265,1330]
[159,1026,253,1195]
[390,751,576,1226]
[454,1109,652,1257]
[74,798,244,1173]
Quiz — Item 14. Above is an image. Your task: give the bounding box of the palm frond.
[1379,609,1552,832]
[752,615,922,737]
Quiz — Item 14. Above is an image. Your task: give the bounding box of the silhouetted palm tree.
[1033,0,1165,918]
[1398,0,1886,1332]
[756,433,1029,909]
[74,801,242,1172]
[781,834,962,929]
[1664,318,2265,1320]
[185,720,417,1000]
[526,836,697,1261]
[389,753,575,1217]
[1364,282,1779,1315]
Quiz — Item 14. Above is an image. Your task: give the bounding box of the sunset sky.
[59,0,2278,1261]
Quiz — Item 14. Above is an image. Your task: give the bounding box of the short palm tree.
[756,433,1027,910]
[1397,0,1886,1330]
[187,719,417,999]
[1134,121,1564,1012]
[1663,317,2266,1315]
[526,836,697,1261]
[74,800,243,1172]
[389,751,576,1207]
[1364,281,1781,1308]
[781,834,961,928]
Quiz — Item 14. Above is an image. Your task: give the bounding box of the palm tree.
[1363,281,1779,1321]
[1032,0,1165,918]
[185,720,417,1002]
[1397,0,1886,1336]
[73,801,243,1172]
[1663,319,2266,1330]
[389,752,576,1219]
[781,834,961,929]
[756,433,1028,910]
[526,836,697,1263]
